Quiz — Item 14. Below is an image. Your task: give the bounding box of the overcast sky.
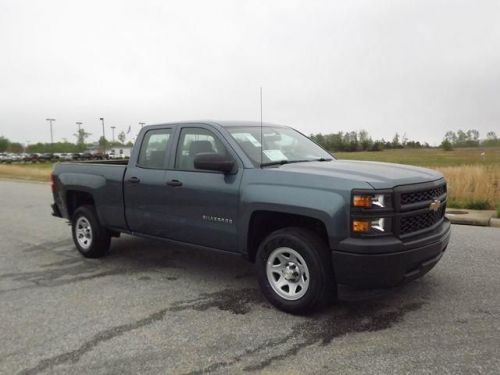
[1,0,499,145]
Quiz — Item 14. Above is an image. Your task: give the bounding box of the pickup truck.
[51,121,450,313]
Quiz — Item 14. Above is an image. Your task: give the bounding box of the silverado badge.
[429,199,441,212]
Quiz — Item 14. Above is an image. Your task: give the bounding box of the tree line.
[309,131,430,152]
[2,128,499,154]
[440,130,500,150]
[0,128,132,153]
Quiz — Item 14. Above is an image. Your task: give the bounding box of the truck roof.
[145,120,289,129]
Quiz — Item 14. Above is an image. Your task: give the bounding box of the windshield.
[226,126,333,166]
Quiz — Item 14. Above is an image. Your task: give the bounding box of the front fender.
[239,183,349,251]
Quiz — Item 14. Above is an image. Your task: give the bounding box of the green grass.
[447,198,491,210]
[334,147,500,167]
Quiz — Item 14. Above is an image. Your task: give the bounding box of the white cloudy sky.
[0,0,499,145]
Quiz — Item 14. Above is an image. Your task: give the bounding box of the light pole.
[99,118,105,139]
[139,122,145,128]
[76,122,82,132]
[111,126,116,142]
[46,118,55,144]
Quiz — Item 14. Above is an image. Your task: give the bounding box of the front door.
[165,126,242,252]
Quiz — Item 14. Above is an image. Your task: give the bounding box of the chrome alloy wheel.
[75,216,93,250]
[266,247,310,300]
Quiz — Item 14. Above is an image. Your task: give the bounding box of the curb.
[490,218,500,228]
[445,209,498,228]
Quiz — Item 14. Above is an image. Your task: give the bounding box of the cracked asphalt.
[1,179,499,374]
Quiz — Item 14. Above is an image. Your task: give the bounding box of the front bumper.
[332,219,450,289]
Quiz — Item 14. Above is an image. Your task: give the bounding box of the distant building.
[109,146,132,159]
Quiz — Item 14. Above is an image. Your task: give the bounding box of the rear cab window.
[137,129,172,169]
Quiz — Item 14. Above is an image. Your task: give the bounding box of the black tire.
[256,227,336,314]
[71,205,111,258]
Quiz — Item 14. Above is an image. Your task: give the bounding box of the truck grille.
[400,184,447,205]
[400,205,446,235]
[396,181,447,236]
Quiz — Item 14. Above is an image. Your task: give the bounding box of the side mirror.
[194,153,236,174]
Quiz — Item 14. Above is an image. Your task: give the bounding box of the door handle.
[128,176,141,183]
[166,179,183,187]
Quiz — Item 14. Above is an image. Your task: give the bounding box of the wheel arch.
[245,209,331,262]
[66,190,96,218]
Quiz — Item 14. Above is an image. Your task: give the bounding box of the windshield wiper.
[260,159,330,167]
[260,159,309,167]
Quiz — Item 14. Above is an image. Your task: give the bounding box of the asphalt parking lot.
[1,179,499,374]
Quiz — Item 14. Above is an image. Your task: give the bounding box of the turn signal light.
[352,218,387,233]
[352,220,370,232]
[353,195,372,208]
[353,194,386,208]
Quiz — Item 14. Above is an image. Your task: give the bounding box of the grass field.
[1,147,499,211]
[335,147,500,167]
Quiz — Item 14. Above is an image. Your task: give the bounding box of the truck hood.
[278,160,443,189]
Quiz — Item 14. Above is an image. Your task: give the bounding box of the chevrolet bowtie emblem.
[429,199,441,212]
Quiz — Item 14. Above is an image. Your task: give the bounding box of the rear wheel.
[256,227,336,314]
[71,205,111,258]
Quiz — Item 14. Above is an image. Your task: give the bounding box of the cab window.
[137,129,172,169]
[175,128,229,171]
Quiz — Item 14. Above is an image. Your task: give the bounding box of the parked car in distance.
[51,121,450,314]
[57,153,73,161]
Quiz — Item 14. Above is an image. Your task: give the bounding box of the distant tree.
[482,131,500,147]
[7,142,23,153]
[359,130,373,151]
[310,130,430,152]
[441,139,453,151]
[74,128,91,150]
[392,133,402,149]
[456,130,467,145]
[486,131,497,140]
[401,133,408,147]
[117,131,126,144]
[405,141,422,148]
[0,136,10,152]
[98,136,109,152]
[444,131,457,144]
[27,142,79,153]
[370,141,384,151]
[442,129,482,148]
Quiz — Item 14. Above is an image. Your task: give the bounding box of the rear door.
[124,127,174,236]
[165,125,242,252]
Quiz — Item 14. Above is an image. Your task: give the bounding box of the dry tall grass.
[436,165,499,209]
[0,164,51,181]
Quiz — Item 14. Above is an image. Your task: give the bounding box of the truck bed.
[53,161,128,230]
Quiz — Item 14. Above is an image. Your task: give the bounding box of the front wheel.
[72,205,111,258]
[256,227,336,314]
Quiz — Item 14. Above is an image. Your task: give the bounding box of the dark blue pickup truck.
[51,121,450,313]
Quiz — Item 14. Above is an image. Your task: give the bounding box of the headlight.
[352,217,390,233]
[352,193,390,209]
